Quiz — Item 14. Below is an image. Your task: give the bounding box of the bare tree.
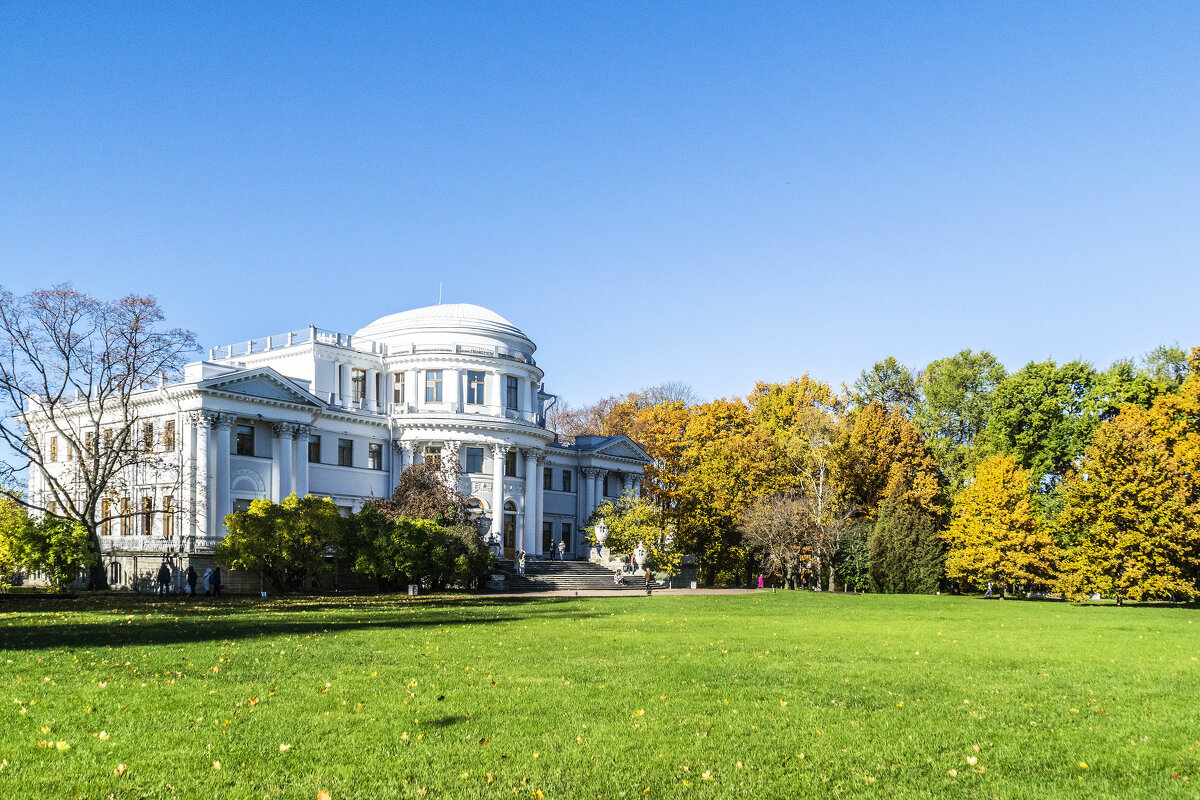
[0,284,197,588]
[740,494,813,588]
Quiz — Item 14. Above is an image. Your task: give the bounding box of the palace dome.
[354,303,533,349]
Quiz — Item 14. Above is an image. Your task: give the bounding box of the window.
[466,498,484,518]
[120,497,130,535]
[393,373,405,404]
[465,447,484,474]
[143,422,155,453]
[562,470,572,492]
[108,561,121,585]
[103,428,114,454]
[368,442,383,471]
[504,450,517,477]
[337,506,352,518]
[101,498,112,536]
[233,498,252,512]
[543,466,553,490]
[164,420,176,450]
[49,435,58,462]
[351,368,366,403]
[425,369,443,402]
[424,446,441,469]
[506,376,519,410]
[163,496,175,539]
[466,371,485,405]
[85,431,96,457]
[308,434,321,463]
[236,424,254,456]
[141,497,153,536]
[542,521,553,553]
[337,438,353,467]
[47,499,58,516]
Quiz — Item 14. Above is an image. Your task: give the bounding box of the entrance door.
[503,514,516,558]
[542,522,553,555]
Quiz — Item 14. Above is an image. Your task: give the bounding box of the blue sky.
[2,2,1198,405]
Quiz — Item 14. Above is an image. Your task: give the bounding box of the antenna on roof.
[438,281,443,305]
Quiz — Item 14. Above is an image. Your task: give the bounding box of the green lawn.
[1,592,1197,799]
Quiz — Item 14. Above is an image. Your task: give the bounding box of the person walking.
[185,565,197,598]
[156,562,171,597]
[557,539,566,561]
[757,574,764,590]
[985,581,994,598]
[202,568,213,597]
[517,550,526,576]
[212,567,223,597]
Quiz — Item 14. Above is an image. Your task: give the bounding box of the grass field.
[1,591,1197,799]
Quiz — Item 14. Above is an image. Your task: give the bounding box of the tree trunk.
[86,525,108,590]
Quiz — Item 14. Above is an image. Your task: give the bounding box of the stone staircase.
[493,558,668,592]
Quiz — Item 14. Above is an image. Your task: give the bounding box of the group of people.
[154,562,223,597]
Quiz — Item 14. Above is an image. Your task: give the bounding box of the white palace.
[27,304,651,589]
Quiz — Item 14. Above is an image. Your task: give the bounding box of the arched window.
[466,499,484,518]
[108,561,122,585]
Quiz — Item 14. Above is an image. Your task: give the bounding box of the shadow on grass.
[0,594,616,652]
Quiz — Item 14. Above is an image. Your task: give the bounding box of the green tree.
[369,458,470,525]
[849,357,918,413]
[587,494,680,576]
[347,508,489,589]
[1055,380,1200,604]
[983,359,1097,489]
[7,510,95,592]
[214,494,343,593]
[0,497,22,591]
[912,349,1007,495]
[738,494,813,589]
[868,497,943,594]
[942,454,1059,595]
[832,519,872,592]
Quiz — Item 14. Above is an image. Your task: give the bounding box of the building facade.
[26,304,651,590]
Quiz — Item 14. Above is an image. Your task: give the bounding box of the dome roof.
[354,303,531,346]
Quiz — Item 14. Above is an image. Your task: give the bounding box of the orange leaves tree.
[942,454,1059,596]
[1055,365,1200,603]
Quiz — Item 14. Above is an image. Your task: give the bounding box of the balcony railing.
[208,326,535,365]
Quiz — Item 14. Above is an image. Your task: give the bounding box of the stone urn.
[634,541,648,570]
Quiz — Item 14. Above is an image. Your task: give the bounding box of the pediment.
[592,436,652,463]
[199,368,325,408]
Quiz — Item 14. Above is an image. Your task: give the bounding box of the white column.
[633,476,643,497]
[491,443,509,544]
[406,369,419,409]
[366,369,379,412]
[190,412,209,543]
[581,468,594,524]
[592,469,606,514]
[294,426,310,499]
[213,414,233,537]
[339,364,351,408]
[522,449,539,555]
[489,370,503,416]
[536,458,546,554]
[527,379,538,420]
[445,368,460,412]
[273,423,295,500]
[623,472,634,496]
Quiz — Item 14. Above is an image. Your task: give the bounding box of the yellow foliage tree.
[1055,375,1200,603]
[943,454,1059,595]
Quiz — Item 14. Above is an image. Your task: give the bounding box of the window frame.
[425,369,443,403]
[506,376,519,410]
[504,450,517,477]
[164,420,176,450]
[236,423,255,456]
[308,434,321,463]
[466,371,485,405]
[351,368,366,403]
[393,373,404,404]
[543,466,553,490]
[337,438,353,467]
[163,496,175,539]
[562,469,572,492]
[465,447,484,474]
[368,442,383,471]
